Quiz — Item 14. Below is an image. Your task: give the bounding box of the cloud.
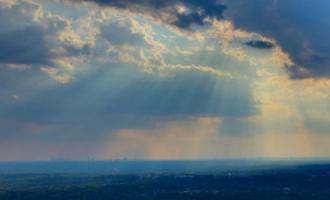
[74,0,227,30]
[0,1,258,136]
[100,22,147,46]
[1,0,330,160]
[245,40,274,49]
[0,26,50,65]
[0,1,98,82]
[0,1,50,65]
[0,0,18,8]
[40,66,73,84]
[223,0,330,78]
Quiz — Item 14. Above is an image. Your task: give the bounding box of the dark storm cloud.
[0,1,93,67]
[0,2,51,66]
[245,40,274,50]
[172,12,206,30]
[75,0,330,78]
[75,0,226,30]
[224,0,330,78]
[0,26,50,65]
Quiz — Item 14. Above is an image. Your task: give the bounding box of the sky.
[0,0,329,161]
